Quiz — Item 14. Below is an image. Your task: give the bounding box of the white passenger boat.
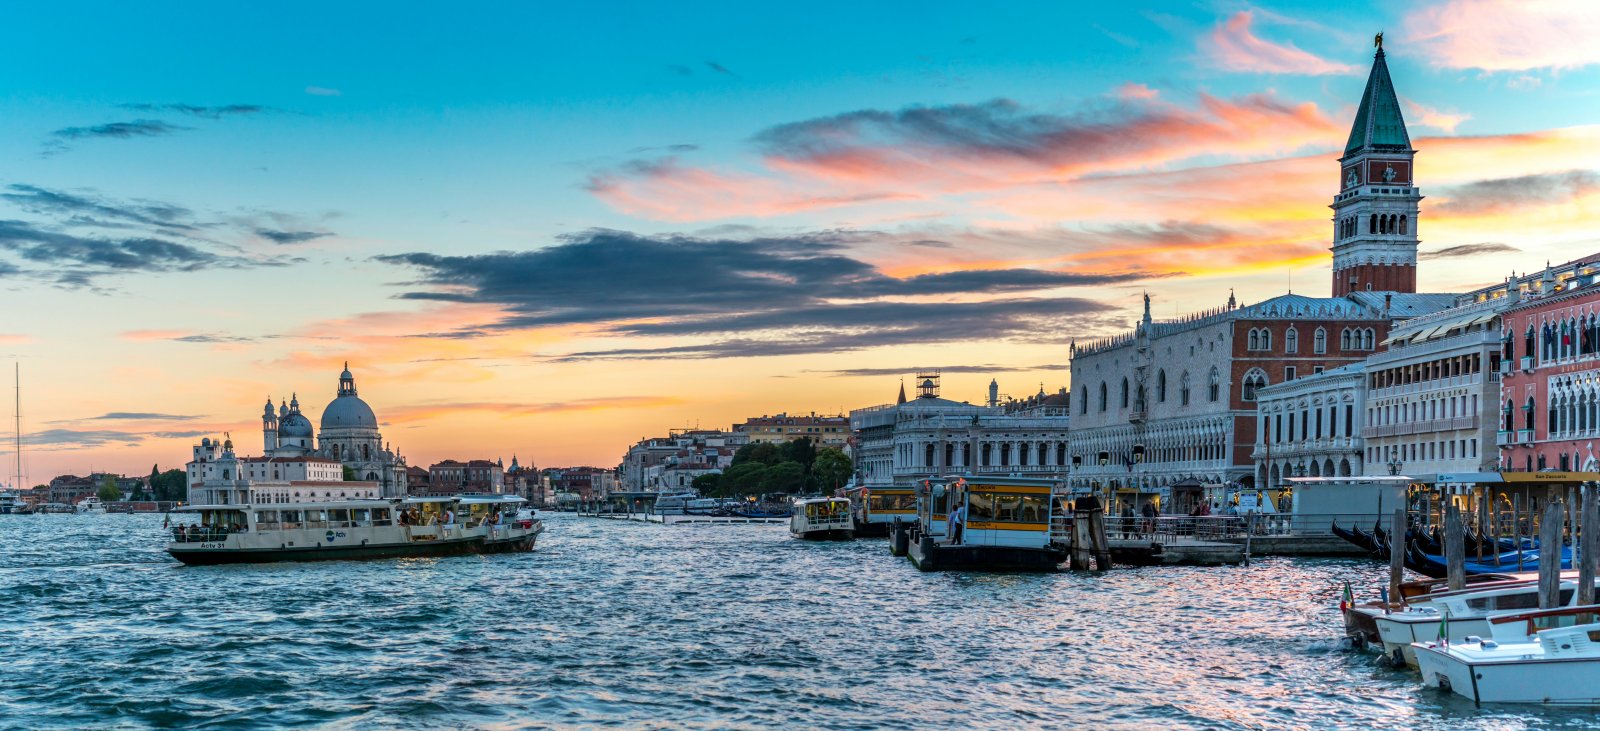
[0,491,24,514]
[75,496,107,514]
[166,495,542,565]
[1370,578,1582,667]
[652,493,697,515]
[903,475,1068,572]
[790,497,853,540]
[844,485,915,538]
[1414,605,1600,705]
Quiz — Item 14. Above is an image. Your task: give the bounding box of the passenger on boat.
[947,502,966,545]
[1141,501,1158,536]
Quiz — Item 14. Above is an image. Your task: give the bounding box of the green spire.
[1343,48,1411,156]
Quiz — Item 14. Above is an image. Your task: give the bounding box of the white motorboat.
[1414,605,1600,705]
[166,495,542,565]
[652,493,697,516]
[0,491,24,514]
[790,497,853,540]
[1370,578,1582,667]
[75,496,107,514]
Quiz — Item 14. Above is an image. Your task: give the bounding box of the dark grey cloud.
[626,143,700,154]
[118,103,273,119]
[171,333,262,344]
[376,228,1141,360]
[0,219,221,275]
[50,119,189,140]
[2,184,200,232]
[255,229,329,245]
[12,428,146,448]
[152,430,210,439]
[1420,243,1521,261]
[88,412,204,421]
[1438,170,1600,215]
[705,61,738,77]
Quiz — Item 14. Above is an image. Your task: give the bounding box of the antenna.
[13,362,20,493]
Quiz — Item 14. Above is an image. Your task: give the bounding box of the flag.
[1438,614,1450,647]
[1340,581,1354,612]
[1380,587,1389,614]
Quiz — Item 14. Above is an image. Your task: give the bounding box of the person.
[1141,500,1158,536]
[1120,503,1135,538]
[947,500,966,545]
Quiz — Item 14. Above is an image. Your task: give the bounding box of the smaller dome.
[279,412,314,438]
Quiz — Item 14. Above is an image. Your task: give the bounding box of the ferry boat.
[844,485,915,538]
[75,496,107,514]
[904,475,1068,572]
[789,497,853,540]
[0,491,23,514]
[652,493,697,515]
[165,495,542,565]
[1414,605,1600,705]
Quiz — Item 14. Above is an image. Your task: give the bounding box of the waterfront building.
[849,372,1071,490]
[423,458,506,495]
[187,364,411,504]
[620,429,747,492]
[1067,44,1456,512]
[1496,257,1600,472]
[541,466,619,501]
[1253,362,1366,502]
[47,472,144,505]
[733,413,850,450]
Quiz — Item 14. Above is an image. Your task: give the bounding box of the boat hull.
[907,534,1065,572]
[1376,613,1492,667]
[1415,643,1600,705]
[792,529,854,540]
[851,521,891,538]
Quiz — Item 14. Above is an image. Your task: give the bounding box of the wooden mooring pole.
[1582,484,1598,607]
[1444,502,1465,591]
[1388,507,1406,609]
[1089,507,1112,571]
[1540,500,1564,610]
[1069,510,1092,571]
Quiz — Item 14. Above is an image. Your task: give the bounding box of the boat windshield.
[967,492,1049,524]
[868,493,916,512]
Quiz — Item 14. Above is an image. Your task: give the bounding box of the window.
[1314,328,1327,354]
[1080,386,1088,415]
[1285,366,1297,381]
[1120,378,1130,409]
[1314,366,1325,375]
[1179,371,1191,406]
[1341,328,1352,350]
[1157,370,1167,403]
[1241,369,1267,402]
[1285,327,1299,354]
[1098,383,1107,412]
[1208,368,1221,402]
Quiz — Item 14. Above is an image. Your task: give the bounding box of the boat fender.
[1390,647,1405,667]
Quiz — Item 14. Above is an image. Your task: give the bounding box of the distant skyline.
[3,1,1600,483]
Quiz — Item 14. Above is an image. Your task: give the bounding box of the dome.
[322,395,378,430]
[279,411,314,438]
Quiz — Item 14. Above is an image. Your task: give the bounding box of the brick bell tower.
[1331,33,1419,296]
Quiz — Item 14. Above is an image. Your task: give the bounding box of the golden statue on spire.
[1375,32,1383,49]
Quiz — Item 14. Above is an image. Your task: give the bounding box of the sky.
[2,0,1599,485]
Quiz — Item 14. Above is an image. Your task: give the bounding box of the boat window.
[280,510,302,527]
[868,494,917,511]
[255,510,279,527]
[372,508,391,525]
[328,509,351,523]
[352,508,370,523]
[1493,592,1541,611]
[968,493,1048,523]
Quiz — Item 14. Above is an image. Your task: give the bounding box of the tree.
[343,465,358,481]
[152,468,187,502]
[692,472,721,495]
[97,475,122,503]
[732,442,781,467]
[780,438,818,473]
[760,461,805,494]
[720,462,767,495]
[813,447,852,492]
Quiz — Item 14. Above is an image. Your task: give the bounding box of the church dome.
[279,411,314,438]
[322,395,378,430]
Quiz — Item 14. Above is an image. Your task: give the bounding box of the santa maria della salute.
[185,363,410,504]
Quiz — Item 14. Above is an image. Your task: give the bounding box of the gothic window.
[1285,327,1299,354]
[1098,383,1107,412]
[1179,371,1191,406]
[1399,215,1408,235]
[1313,327,1327,354]
[1080,386,1088,415]
[1363,328,1375,350]
[1261,329,1272,350]
[1248,329,1259,350]
[1241,368,1267,402]
[1370,213,1377,233]
[1340,328,1351,350]
[1526,396,1536,431]
[1120,378,1130,408]
[1208,367,1222,402]
[1157,369,1167,403]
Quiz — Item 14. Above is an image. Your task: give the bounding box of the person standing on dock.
[948,501,966,545]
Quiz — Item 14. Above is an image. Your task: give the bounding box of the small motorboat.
[75,496,108,514]
[1415,605,1600,705]
[1369,577,1588,667]
[790,497,853,540]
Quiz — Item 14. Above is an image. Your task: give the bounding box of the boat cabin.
[924,475,1060,549]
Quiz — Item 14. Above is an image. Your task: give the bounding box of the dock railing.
[1103,513,1392,542]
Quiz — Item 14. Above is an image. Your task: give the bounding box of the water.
[1,514,1595,730]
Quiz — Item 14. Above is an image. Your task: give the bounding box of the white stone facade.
[1253,362,1366,490]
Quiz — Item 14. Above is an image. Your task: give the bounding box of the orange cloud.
[1402,99,1471,134]
[385,396,684,423]
[1201,11,1358,75]
[1404,0,1600,72]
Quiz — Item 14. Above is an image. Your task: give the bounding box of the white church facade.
[186,364,411,505]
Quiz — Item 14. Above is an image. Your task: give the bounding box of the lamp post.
[1387,455,1404,476]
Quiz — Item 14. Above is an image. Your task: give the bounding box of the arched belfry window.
[1241,368,1267,402]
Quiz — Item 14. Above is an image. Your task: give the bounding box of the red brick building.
[1497,262,1600,472]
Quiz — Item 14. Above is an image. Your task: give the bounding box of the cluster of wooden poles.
[1388,485,1600,608]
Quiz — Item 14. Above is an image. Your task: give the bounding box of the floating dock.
[576,511,786,525]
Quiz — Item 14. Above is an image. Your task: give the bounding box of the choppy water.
[1,513,1596,729]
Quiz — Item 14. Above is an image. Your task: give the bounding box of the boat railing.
[1102,513,1396,542]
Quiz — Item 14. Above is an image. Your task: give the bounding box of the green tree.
[780,438,818,473]
[343,465,358,481]
[760,461,805,494]
[97,475,123,502]
[154,468,186,502]
[721,462,767,495]
[732,442,781,466]
[812,447,852,492]
[691,472,722,496]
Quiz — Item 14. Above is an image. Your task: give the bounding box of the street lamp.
[1387,454,1404,476]
[1294,459,1307,478]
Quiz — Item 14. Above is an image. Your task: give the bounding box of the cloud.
[1115,82,1159,100]
[705,61,738,77]
[1403,99,1471,134]
[305,86,342,96]
[117,103,274,119]
[85,412,205,421]
[1404,1,1600,72]
[0,334,30,345]
[1436,170,1600,215]
[50,119,189,140]
[378,228,1142,359]
[1201,11,1358,75]
[1419,243,1521,260]
[1,184,200,232]
[255,229,330,245]
[8,428,147,449]
[0,220,226,280]
[811,364,1061,377]
[386,396,683,422]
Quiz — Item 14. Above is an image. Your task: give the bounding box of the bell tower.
[1331,34,1420,296]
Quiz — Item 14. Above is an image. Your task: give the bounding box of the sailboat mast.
[14,362,20,492]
